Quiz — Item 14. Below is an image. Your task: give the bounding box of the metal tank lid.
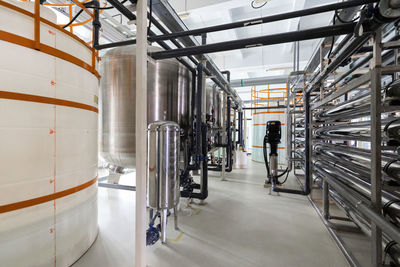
[102,45,181,67]
[148,121,180,132]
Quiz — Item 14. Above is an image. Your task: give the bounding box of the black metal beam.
[96,39,136,50]
[243,105,302,110]
[150,23,357,60]
[148,0,378,42]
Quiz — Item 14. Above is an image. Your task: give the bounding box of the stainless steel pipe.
[314,119,400,142]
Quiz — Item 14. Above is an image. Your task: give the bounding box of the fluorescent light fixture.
[178,11,190,20]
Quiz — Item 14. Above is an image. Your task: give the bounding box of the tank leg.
[108,173,121,184]
[161,209,168,244]
[221,147,226,181]
[174,207,179,231]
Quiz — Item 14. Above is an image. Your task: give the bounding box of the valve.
[146,225,160,246]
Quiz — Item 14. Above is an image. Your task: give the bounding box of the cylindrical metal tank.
[100,45,191,169]
[0,1,99,266]
[205,86,225,129]
[147,121,180,210]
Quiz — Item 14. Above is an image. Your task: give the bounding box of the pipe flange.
[382,199,400,216]
[379,0,400,18]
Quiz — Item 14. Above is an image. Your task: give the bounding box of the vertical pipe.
[304,91,311,195]
[196,64,203,163]
[244,110,247,150]
[226,97,232,172]
[161,209,167,244]
[293,41,297,71]
[221,93,227,180]
[199,33,207,195]
[135,0,147,266]
[92,0,101,47]
[286,80,292,172]
[370,27,382,267]
[323,180,330,220]
[238,111,244,148]
[233,109,237,150]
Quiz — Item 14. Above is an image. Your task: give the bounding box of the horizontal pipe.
[314,143,400,181]
[150,23,357,60]
[314,165,400,245]
[231,75,288,87]
[314,118,400,142]
[316,180,400,266]
[315,79,400,122]
[148,0,378,42]
[314,155,400,227]
[243,105,302,110]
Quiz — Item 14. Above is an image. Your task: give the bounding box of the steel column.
[135,0,147,265]
[370,27,383,267]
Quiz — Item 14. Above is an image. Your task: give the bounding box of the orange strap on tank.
[0,177,97,214]
[0,0,100,78]
[0,91,99,113]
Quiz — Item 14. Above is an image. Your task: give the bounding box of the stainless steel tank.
[147,121,180,210]
[205,86,225,129]
[99,45,192,168]
[147,121,180,244]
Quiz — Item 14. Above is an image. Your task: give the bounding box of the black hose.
[63,9,84,28]
[278,168,290,184]
[63,0,128,29]
[251,0,268,9]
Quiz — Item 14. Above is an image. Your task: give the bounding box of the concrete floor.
[73,160,348,267]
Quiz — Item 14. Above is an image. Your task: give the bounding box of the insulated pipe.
[148,0,378,42]
[314,165,400,245]
[238,111,244,148]
[195,64,203,163]
[92,0,100,47]
[150,23,357,60]
[221,70,231,82]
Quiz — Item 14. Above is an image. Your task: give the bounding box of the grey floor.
[74,160,348,267]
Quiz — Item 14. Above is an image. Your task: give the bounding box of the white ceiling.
[167,0,338,83]
[51,0,342,101]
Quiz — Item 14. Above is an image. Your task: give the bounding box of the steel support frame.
[370,27,383,267]
[150,23,357,60]
[148,0,377,42]
[135,0,147,266]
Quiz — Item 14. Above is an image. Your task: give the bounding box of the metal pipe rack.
[287,6,400,265]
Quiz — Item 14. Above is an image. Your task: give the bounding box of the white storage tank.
[0,1,99,266]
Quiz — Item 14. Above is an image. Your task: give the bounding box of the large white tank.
[0,1,99,266]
